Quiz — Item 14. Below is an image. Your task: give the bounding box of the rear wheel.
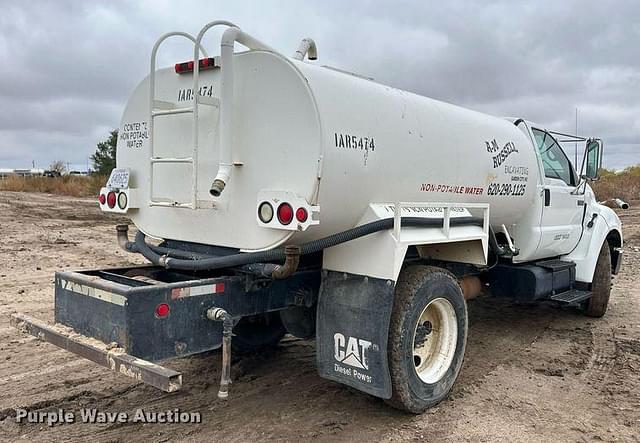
[584,242,612,318]
[232,312,287,354]
[385,266,468,413]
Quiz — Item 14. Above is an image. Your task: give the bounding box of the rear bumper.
[10,313,182,392]
[10,264,318,391]
[54,267,230,362]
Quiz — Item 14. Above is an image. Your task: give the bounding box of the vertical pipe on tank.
[210,29,237,197]
[192,21,238,206]
[292,38,318,61]
[210,28,275,197]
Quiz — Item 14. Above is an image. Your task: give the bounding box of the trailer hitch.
[206,307,233,399]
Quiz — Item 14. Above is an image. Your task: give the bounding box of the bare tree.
[48,160,66,175]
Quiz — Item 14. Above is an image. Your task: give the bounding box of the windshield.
[532,128,576,186]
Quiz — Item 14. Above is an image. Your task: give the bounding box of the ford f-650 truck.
[11,21,622,413]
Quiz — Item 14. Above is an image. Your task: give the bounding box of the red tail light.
[296,207,308,223]
[155,303,170,318]
[99,194,106,205]
[106,192,116,209]
[175,58,217,74]
[277,203,294,225]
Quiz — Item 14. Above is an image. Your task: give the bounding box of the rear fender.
[316,202,489,398]
[321,203,489,281]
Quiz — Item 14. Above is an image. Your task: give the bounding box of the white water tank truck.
[11,21,623,413]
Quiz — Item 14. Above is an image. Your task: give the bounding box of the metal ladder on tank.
[147,21,236,209]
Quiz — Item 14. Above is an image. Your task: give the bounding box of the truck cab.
[510,119,622,274]
[481,118,624,312]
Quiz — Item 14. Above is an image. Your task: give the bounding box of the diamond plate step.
[549,289,592,305]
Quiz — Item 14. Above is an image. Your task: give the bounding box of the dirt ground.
[0,191,639,442]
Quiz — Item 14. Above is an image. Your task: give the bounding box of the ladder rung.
[150,157,193,164]
[152,107,193,117]
[153,100,178,110]
[197,96,220,107]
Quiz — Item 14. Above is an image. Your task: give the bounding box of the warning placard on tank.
[120,121,148,149]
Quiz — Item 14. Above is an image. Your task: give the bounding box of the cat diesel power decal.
[333,333,374,384]
[334,333,372,370]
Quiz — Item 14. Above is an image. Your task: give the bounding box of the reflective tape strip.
[171,283,225,299]
[60,279,127,306]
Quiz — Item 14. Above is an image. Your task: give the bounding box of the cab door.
[532,128,584,257]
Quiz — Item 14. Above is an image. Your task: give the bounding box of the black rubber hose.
[147,243,212,260]
[127,239,212,260]
[133,216,485,271]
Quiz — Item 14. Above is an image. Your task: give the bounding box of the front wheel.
[584,242,612,318]
[385,266,468,413]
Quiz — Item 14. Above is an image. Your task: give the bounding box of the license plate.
[107,168,130,189]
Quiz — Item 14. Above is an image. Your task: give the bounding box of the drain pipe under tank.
[209,28,275,198]
[292,38,317,61]
[207,307,233,399]
[116,225,137,253]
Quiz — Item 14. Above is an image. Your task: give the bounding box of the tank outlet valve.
[272,245,301,279]
[116,224,137,253]
[206,308,233,399]
[209,179,226,197]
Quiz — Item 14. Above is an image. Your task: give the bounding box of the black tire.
[385,266,468,414]
[584,242,612,318]
[232,312,287,354]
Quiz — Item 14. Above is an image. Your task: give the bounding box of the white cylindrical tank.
[117,49,538,250]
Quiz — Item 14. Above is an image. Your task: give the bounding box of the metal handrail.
[391,201,490,243]
[148,32,209,208]
[148,21,276,207]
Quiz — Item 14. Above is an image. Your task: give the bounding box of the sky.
[0,0,638,171]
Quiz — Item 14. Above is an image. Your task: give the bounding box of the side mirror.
[581,139,602,181]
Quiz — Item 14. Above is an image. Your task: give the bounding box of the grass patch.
[591,165,640,203]
[0,175,107,197]
[1,165,637,204]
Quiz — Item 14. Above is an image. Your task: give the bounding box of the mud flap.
[316,271,394,399]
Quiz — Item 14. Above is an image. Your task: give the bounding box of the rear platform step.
[549,289,592,305]
[10,313,182,392]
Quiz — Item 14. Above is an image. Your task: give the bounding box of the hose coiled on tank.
[126,216,490,271]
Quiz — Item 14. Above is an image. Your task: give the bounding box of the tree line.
[48,130,117,176]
